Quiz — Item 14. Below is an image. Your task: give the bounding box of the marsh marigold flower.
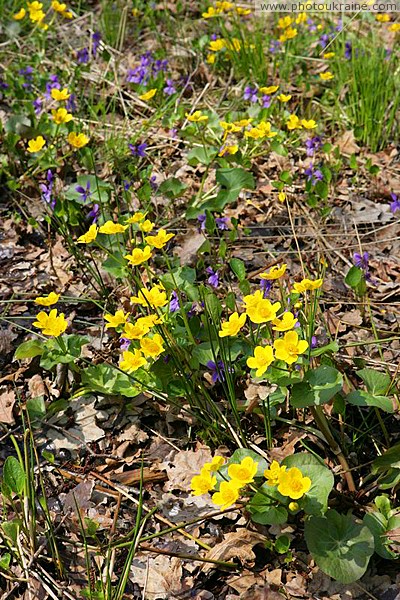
[139,88,157,101]
[27,136,46,153]
[33,309,68,337]
[123,320,150,340]
[119,349,146,373]
[131,285,167,308]
[320,71,334,81]
[278,94,292,102]
[34,292,60,306]
[125,212,146,224]
[259,85,279,94]
[104,310,129,329]
[260,264,287,280]
[212,480,241,510]
[218,312,246,337]
[247,345,274,377]
[68,132,89,148]
[145,229,175,249]
[13,8,26,19]
[277,467,311,499]
[244,291,281,324]
[186,110,208,123]
[52,108,73,124]
[287,114,302,130]
[99,221,128,235]
[272,311,298,331]
[203,456,226,472]
[273,331,308,364]
[292,278,323,293]
[139,219,155,233]
[228,456,258,487]
[51,87,70,101]
[278,191,286,202]
[301,119,317,129]
[77,224,98,244]
[124,246,152,266]
[264,460,287,486]
[140,334,165,358]
[51,1,67,12]
[191,470,217,496]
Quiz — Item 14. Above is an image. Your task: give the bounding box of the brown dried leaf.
[161,447,212,491]
[130,555,183,600]
[202,529,267,572]
[335,130,360,156]
[0,388,16,424]
[340,309,363,327]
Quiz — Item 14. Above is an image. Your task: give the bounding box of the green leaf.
[356,368,390,395]
[363,512,398,560]
[346,390,394,413]
[221,448,268,479]
[102,255,129,279]
[310,340,339,357]
[249,492,288,526]
[290,366,343,408]
[187,146,217,166]
[229,258,246,282]
[275,535,291,554]
[204,293,222,321]
[1,521,20,544]
[192,342,216,366]
[26,396,46,426]
[14,339,44,360]
[0,553,11,570]
[81,364,141,397]
[282,453,334,515]
[345,266,363,288]
[190,168,255,216]
[372,442,400,472]
[305,510,374,583]
[158,177,187,199]
[40,335,89,369]
[3,457,26,495]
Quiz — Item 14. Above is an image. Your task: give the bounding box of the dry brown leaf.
[161,447,212,491]
[130,555,183,600]
[28,374,46,398]
[202,529,268,572]
[335,130,360,156]
[340,309,363,327]
[0,388,16,424]
[174,230,205,265]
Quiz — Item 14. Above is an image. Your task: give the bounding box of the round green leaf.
[305,510,374,583]
[3,457,26,495]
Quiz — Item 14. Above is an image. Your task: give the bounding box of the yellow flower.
[236,6,251,14]
[259,85,279,94]
[244,293,281,325]
[228,457,258,487]
[277,467,311,499]
[27,136,46,153]
[206,53,216,64]
[323,52,335,59]
[212,480,241,510]
[124,246,152,266]
[28,2,43,11]
[234,118,253,128]
[301,119,317,129]
[140,334,165,358]
[67,132,89,148]
[139,314,162,328]
[34,292,60,306]
[144,230,175,249]
[186,110,208,123]
[123,320,150,340]
[278,191,286,202]
[279,27,297,42]
[202,6,221,18]
[292,278,323,293]
[33,309,68,337]
[218,144,238,157]
[13,8,26,19]
[278,15,292,28]
[295,12,307,23]
[264,460,287,486]
[272,311,298,332]
[320,71,334,81]
[139,88,157,101]
[289,501,299,512]
[51,108,73,124]
[376,12,390,21]
[61,9,72,18]
[277,94,292,102]
[51,87,70,101]
[218,312,246,338]
[104,310,129,329]
[29,8,46,23]
[99,221,128,235]
[260,264,287,280]
[131,285,167,308]
[202,456,226,472]
[139,219,155,233]
[191,471,217,496]
[287,114,302,130]
[209,39,226,52]
[51,0,67,12]
[77,224,98,244]
[247,345,274,377]
[389,23,400,31]
[119,349,147,373]
[273,331,308,364]
[125,212,146,224]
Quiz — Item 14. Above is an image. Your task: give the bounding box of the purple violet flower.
[76,180,92,202]
[169,291,180,312]
[353,251,369,271]
[262,95,271,108]
[119,338,131,351]
[206,360,227,383]
[311,335,318,348]
[40,170,55,209]
[33,97,43,116]
[215,217,229,231]
[206,267,219,288]
[197,214,206,231]
[305,164,323,185]
[269,40,281,53]
[92,32,101,57]
[77,48,90,64]
[305,136,322,157]
[129,142,147,157]
[164,79,176,95]
[244,86,258,102]
[66,94,77,113]
[390,192,400,214]
[260,279,272,298]
[345,41,352,60]
[150,175,158,191]
[87,203,100,223]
